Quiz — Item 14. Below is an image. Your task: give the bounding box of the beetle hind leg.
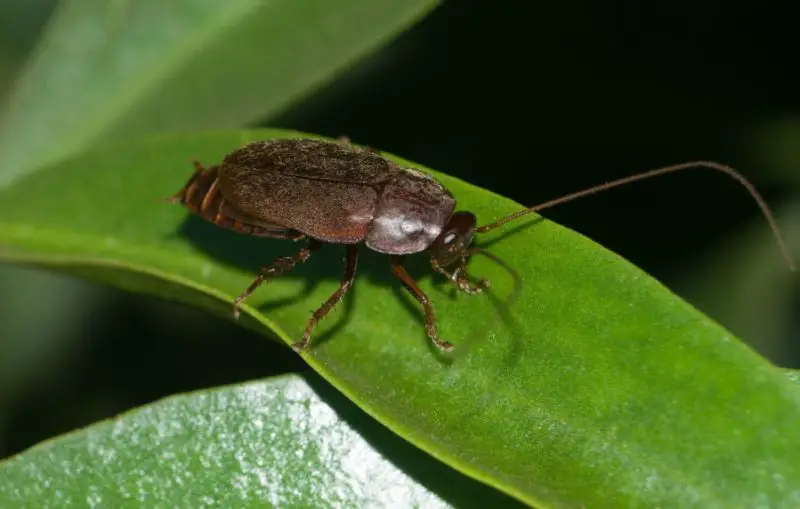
[231,240,321,318]
[291,245,359,352]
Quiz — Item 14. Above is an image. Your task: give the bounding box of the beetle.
[168,137,795,353]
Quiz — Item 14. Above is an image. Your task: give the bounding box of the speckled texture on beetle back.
[218,139,456,253]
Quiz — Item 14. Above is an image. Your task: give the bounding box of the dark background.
[2,0,799,459]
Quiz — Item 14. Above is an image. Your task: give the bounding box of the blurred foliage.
[0,0,798,507]
[0,0,57,96]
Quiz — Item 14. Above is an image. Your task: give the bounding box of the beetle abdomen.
[170,165,304,239]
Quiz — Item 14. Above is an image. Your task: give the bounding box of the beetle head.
[430,211,477,266]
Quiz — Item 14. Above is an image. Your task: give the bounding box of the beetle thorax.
[365,169,456,255]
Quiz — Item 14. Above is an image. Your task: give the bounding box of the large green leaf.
[0,0,437,184]
[0,129,798,508]
[0,373,521,508]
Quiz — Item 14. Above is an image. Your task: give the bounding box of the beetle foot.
[426,324,453,352]
[460,278,489,295]
[436,264,488,295]
[291,339,309,352]
[433,339,454,352]
[454,273,490,295]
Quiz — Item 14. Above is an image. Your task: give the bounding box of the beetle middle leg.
[291,245,359,352]
[232,240,322,318]
[390,255,454,352]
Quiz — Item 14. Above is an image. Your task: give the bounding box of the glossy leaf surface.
[0,373,521,508]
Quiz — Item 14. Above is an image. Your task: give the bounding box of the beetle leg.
[291,245,359,352]
[431,258,489,295]
[390,256,454,352]
[232,240,321,318]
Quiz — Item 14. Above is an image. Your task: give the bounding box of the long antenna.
[475,161,796,272]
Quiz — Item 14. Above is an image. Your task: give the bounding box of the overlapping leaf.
[0,373,523,508]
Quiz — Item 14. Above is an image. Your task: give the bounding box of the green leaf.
[0,0,437,184]
[0,373,520,508]
[0,129,799,508]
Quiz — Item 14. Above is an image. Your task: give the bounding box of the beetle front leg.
[291,245,359,352]
[391,256,454,352]
[232,240,321,318]
[431,258,489,295]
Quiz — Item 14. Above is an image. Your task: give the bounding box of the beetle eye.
[443,232,457,245]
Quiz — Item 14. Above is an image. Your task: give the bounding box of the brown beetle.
[169,137,795,353]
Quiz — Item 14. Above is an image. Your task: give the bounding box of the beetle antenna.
[474,161,796,272]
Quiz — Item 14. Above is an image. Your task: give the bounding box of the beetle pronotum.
[169,138,795,352]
